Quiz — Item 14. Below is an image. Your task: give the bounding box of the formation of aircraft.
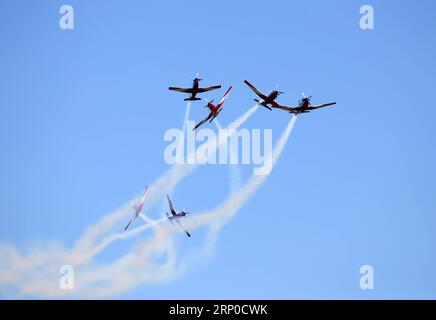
[270,92,336,115]
[168,74,221,101]
[243,81,336,115]
[193,86,232,131]
[124,188,192,237]
[124,186,149,231]
[168,75,336,130]
[122,75,335,237]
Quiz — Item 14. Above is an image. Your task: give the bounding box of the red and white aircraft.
[193,86,232,131]
[124,186,149,231]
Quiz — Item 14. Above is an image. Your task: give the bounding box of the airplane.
[165,195,191,237]
[243,80,284,110]
[193,86,232,131]
[271,92,336,115]
[124,186,148,231]
[169,74,221,101]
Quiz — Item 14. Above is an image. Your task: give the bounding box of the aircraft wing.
[307,102,336,110]
[271,105,299,112]
[167,195,176,216]
[216,86,232,108]
[168,87,194,93]
[270,100,287,108]
[244,80,268,100]
[193,113,213,131]
[175,219,191,237]
[124,217,135,231]
[140,186,149,204]
[197,85,222,93]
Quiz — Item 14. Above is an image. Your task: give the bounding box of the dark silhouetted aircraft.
[165,195,191,237]
[169,74,221,101]
[272,92,336,115]
[243,80,284,110]
[193,86,232,131]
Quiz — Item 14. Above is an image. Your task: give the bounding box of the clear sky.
[0,0,435,299]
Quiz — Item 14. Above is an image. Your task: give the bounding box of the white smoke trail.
[85,217,167,261]
[72,104,259,263]
[1,115,296,298]
[71,106,265,297]
[214,119,242,194]
[159,101,191,214]
[173,101,191,179]
[190,115,297,229]
[188,115,298,260]
[0,104,261,297]
[88,115,298,297]
[202,118,243,256]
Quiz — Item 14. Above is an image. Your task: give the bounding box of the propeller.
[203,99,214,108]
[272,84,284,95]
[301,92,312,106]
[302,92,312,99]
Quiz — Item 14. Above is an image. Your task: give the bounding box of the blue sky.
[0,0,435,299]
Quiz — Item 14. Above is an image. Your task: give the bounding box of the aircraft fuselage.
[259,91,279,105]
[299,98,310,108]
[186,79,200,100]
[168,212,187,220]
[192,78,199,91]
[267,91,279,102]
[207,103,221,115]
[133,203,144,217]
